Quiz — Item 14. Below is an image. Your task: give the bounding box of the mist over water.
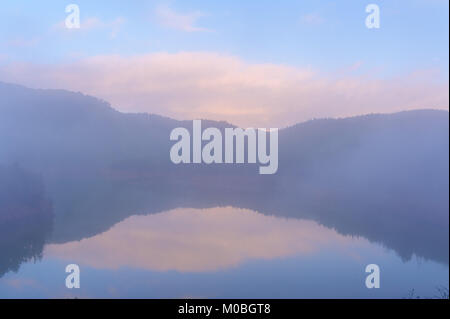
[0,83,448,298]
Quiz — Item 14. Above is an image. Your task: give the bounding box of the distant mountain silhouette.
[0,81,448,268]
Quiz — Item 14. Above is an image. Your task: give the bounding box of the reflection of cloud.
[155,4,210,32]
[0,52,447,128]
[45,207,369,272]
[3,278,39,290]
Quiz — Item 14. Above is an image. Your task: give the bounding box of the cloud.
[300,13,324,25]
[0,52,448,128]
[6,36,40,48]
[155,4,211,32]
[45,207,367,272]
[52,16,125,38]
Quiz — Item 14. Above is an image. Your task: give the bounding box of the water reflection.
[0,165,53,278]
[45,207,371,272]
[47,169,449,266]
[2,205,447,299]
[0,162,448,283]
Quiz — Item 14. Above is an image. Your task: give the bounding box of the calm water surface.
[0,205,447,298]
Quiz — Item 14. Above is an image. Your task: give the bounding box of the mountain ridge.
[2,81,447,129]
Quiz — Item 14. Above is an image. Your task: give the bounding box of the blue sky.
[0,1,448,127]
[0,0,448,75]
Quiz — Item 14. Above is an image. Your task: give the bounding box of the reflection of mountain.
[0,164,53,277]
[44,207,371,272]
[0,82,448,265]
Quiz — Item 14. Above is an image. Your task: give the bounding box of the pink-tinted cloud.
[51,16,125,38]
[0,52,447,127]
[155,4,211,32]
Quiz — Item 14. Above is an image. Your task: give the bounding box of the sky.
[0,0,448,127]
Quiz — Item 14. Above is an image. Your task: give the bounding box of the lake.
[0,204,448,298]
